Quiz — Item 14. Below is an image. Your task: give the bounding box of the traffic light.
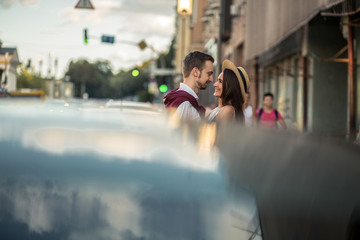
[159,84,168,93]
[84,28,88,45]
[132,69,140,77]
[101,35,115,44]
[138,40,147,50]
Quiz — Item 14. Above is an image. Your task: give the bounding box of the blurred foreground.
[0,98,359,239]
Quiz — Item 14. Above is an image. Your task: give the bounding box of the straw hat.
[222,59,250,99]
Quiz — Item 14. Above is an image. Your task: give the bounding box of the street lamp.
[3,52,8,86]
[177,0,192,15]
[176,0,193,83]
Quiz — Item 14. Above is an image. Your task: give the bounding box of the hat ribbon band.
[237,68,247,92]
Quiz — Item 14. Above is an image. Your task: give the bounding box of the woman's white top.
[207,107,222,122]
[244,105,253,127]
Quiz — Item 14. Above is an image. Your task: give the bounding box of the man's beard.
[199,79,208,90]
[198,72,208,90]
[200,84,207,90]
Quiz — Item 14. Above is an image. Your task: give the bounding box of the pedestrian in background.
[163,51,214,122]
[255,92,287,129]
[243,91,253,127]
[207,59,250,123]
[354,127,360,145]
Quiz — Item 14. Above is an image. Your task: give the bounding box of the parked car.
[105,99,163,114]
[0,99,261,240]
[1,99,359,239]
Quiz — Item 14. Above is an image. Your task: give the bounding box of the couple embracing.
[163,51,250,124]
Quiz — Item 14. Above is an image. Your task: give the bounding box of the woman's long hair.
[221,69,244,122]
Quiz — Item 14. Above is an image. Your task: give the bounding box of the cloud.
[59,1,123,25]
[117,13,175,37]
[58,0,175,71]
[107,50,151,71]
[0,0,38,8]
[59,7,111,24]
[59,0,175,25]
[19,0,38,6]
[39,27,64,35]
[104,34,173,72]
[0,0,16,8]
[116,0,175,16]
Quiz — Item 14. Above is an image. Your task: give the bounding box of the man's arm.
[176,101,201,121]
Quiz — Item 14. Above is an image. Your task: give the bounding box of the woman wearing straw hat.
[207,59,250,123]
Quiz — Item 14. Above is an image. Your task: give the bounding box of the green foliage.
[137,89,154,102]
[65,59,113,98]
[62,38,176,101]
[110,68,150,100]
[156,37,175,69]
[64,59,152,100]
[16,67,46,90]
[155,37,176,91]
[65,59,98,97]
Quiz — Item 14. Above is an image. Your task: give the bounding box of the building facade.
[174,0,221,106]
[244,0,359,137]
[0,47,20,92]
[174,0,359,137]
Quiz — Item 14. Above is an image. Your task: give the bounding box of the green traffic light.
[159,84,168,93]
[132,69,139,77]
[84,28,88,45]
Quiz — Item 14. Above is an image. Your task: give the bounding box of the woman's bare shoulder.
[221,105,235,113]
[217,105,235,121]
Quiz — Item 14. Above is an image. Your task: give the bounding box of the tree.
[157,37,176,69]
[63,37,176,101]
[17,67,46,90]
[65,59,98,97]
[93,60,113,98]
[64,59,115,98]
[154,37,176,91]
[110,67,152,101]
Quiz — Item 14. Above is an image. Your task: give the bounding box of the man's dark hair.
[263,92,274,100]
[183,51,214,78]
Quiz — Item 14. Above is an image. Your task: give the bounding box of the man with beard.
[163,51,214,122]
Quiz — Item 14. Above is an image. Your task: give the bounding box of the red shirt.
[256,108,283,128]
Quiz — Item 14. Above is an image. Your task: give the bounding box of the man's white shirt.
[175,83,201,121]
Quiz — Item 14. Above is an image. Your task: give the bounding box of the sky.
[0,0,176,79]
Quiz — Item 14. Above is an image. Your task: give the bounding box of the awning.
[245,0,344,61]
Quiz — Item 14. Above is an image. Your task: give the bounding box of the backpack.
[257,108,278,122]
